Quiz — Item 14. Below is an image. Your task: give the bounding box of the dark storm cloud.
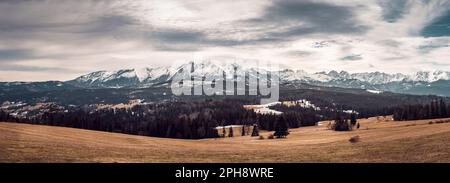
[0,0,147,63]
[150,30,206,43]
[0,64,68,72]
[147,29,227,51]
[84,15,137,35]
[134,0,370,51]
[151,0,369,51]
[148,30,215,51]
[0,0,210,53]
[418,44,450,54]
[0,0,370,53]
[0,0,142,37]
[421,10,450,37]
[0,48,82,73]
[378,0,410,23]
[146,28,282,51]
[0,0,242,52]
[0,8,136,37]
[245,0,368,38]
[0,49,35,61]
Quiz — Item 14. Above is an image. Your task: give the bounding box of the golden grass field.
[1,116,450,163]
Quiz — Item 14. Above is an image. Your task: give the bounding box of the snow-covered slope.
[65,60,450,96]
[67,67,175,88]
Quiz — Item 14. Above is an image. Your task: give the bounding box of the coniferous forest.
[0,96,401,139]
[393,100,450,121]
[1,85,448,139]
[0,99,304,139]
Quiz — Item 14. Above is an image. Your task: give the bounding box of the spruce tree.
[222,124,226,137]
[350,112,357,125]
[274,117,289,138]
[251,124,259,137]
[440,100,448,117]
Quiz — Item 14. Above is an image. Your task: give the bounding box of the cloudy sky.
[1,0,450,81]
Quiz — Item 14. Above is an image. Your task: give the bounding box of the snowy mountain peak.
[67,61,450,92]
[410,70,450,83]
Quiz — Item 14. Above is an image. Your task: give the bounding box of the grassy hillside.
[1,117,450,163]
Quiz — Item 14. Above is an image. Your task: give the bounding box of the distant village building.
[214,125,254,138]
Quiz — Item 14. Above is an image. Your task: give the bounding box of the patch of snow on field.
[243,102,283,115]
[366,89,383,94]
[254,107,283,115]
[214,125,246,130]
[343,110,359,114]
[243,99,321,115]
[283,99,321,110]
[317,121,329,126]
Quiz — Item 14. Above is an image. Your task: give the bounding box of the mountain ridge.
[1,61,449,96]
[63,61,450,96]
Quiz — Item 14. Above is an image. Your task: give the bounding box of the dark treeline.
[0,99,322,139]
[0,96,407,139]
[269,104,320,127]
[270,102,395,124]
[278,87,445,119]
[393,100,450,121]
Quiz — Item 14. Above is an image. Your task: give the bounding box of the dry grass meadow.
[1,116,450,163]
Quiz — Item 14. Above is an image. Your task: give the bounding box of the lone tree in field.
[251,124,259,137]
[228,126,234,137]
[332,111,352,131]
[241,126,246,136]
[222,124,226,138]
[350,112,357,126]
[274,118,289,138]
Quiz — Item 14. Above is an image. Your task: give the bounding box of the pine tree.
[274,117,289,138]
[350,112,357,125]
[333,111,352,131]
[440,100,448,117]
[228,126,234,137]
[251,124,259,137]
[222,125,226,138]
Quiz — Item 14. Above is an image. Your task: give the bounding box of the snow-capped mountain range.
[280,70,450,84]
[64,61,450,96]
